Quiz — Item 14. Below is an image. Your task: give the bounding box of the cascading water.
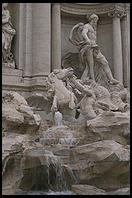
[2,156,10,176]
[27,150,77,195]
[27,190,76,195]
[44,150,67,191]
[64,165,78,185]
[28,118,79,195]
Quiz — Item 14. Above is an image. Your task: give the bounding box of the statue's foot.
[108,79,119,85]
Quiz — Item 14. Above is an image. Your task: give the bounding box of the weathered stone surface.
[2,91,41,134]
[71,184,106,195]
[86,111,130,145]
[2,132,47,194]
[69,140,130,190]
[71,185,130,195]
[107,187,130,195]
[2,132,42,167]
[2,130,130,194]
[2,132,35,195]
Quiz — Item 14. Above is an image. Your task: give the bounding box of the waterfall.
[65,165,78,185]
[44,150,67,191]
[2,156,10,176]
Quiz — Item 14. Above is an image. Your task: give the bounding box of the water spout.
[54,111,63,126]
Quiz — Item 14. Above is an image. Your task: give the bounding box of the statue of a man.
[69,14,119,85]
[2,3,16,67]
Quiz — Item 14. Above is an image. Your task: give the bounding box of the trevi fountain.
[2,3,130,195]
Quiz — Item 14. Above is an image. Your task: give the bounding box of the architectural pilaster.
[121,9,130,88]
[51,3,61,70]
[24,3,32,77]
[32,3,51,77]
[108,9,125,83]
[18,3,26,70]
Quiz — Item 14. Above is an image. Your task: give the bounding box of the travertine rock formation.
[2,91,41,134]
[71,185,106,195]
[69,140,130,190]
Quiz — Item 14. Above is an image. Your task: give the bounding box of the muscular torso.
[83,24,97,43]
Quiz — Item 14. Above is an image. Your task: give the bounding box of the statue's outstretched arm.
[70,77,92,97]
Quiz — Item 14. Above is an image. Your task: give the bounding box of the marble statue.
[108,83,130,112]
[2,3,16,68]
[67,77,119,120]
[47,67,77,120]
[46,67,121,121]
[26,67,129,122]
[69,13,119,85]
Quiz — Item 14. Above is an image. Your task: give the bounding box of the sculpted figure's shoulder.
[83,23,92,30]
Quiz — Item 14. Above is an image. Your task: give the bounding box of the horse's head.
[53,67,74,81]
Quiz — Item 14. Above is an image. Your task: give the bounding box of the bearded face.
[3,3,8,8]
[89,17,98,30]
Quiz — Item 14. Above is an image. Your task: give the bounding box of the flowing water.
[27,190,76,195]
[2,157,9,176]
[44,150,67,191]
[37,124,79,194]
[26,150,77,195]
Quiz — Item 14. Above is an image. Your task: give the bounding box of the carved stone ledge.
[61,3,126,16]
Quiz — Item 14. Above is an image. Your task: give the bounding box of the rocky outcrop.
[107,187,130,195]
[2,92,41,134]
[2,132,130,195]
[2,132,36,195]
[86,111,130,145]
[71,185,130,195]
[69,140,130,191]
[71,185,106,195]
[2,91,130,195]
[2,131,69,194]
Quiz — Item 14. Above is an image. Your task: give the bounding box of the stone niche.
[61,11,113,73]
[7,3,20,69]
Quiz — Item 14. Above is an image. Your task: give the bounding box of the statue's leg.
[85,49,95,81]
[95,51,119,84]
[81,63,89,81]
